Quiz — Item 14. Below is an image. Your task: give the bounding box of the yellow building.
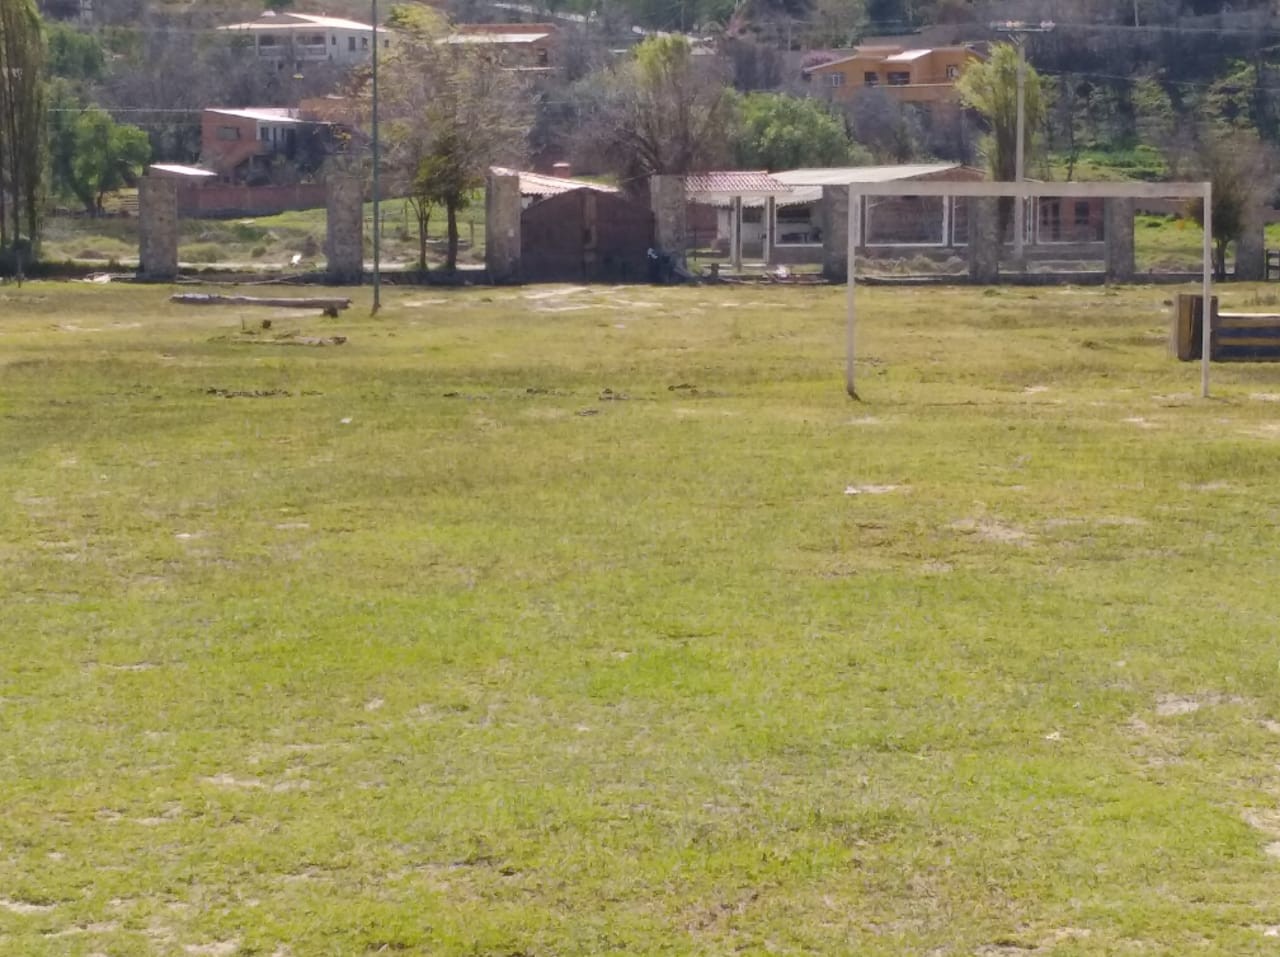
[804,44,984,105]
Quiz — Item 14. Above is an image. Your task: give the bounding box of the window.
[946,64,959,80]
[257,34,277,46]
[864,71,879,86]
[1074,201,1091,226]
[348,36,356,51]
[536,47,548,66]
[217,126,241,141]
[330,34,336,45]
[887,71,910,86]
[828,73,845,87]
[361,36,369,49]
[308,35,324,45]
[260,127,270,141]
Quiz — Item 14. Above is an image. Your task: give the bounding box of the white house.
[219,12,391,71]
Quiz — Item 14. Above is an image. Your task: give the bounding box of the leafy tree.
[732,92,863,170]
[55,108,151,215]
[46,22,104,84]
[956,43,1044,183]
[382,20,532,272]
[0,0,46,255]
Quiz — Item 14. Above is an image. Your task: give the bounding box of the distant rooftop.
[205,107,323,125]
[491,167,618,198]
[219,11,381,32]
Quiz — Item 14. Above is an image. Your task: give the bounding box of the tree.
[1177,127,1275,280]
[0,0,46,257]
[956,42,1044,183]
[731,92,864,170]
[55,108,151,215]
[382,21,533,273]
[585,35,735,182]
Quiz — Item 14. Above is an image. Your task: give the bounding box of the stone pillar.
[1236,203,1266,281]
[485,172,522,283]
[821,185,849,282]
[325,176,364,285]
[1105,198,1135,283]
[648,175,688,266]
[137,177,178,281]
[967,197,1000,284]
[763,195,775,266]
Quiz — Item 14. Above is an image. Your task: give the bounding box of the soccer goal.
[842,179,1214,399]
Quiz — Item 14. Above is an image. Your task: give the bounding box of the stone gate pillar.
[485,172,522,283]
[326,176,364,285]
[138,177,178,281]
[967,197,1000,284]
[1236,204,1266,281]
[648,175,688,267]
[1105,198,1135,283]
[821,185,850,282]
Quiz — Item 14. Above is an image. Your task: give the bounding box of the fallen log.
[171,293,352,316]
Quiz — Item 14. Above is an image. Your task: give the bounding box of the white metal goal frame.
[843,179,1214,399]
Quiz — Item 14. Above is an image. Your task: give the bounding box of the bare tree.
[580,36,735,185]
[380,20,533,272]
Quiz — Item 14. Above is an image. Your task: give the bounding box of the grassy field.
[6,280,1280,955]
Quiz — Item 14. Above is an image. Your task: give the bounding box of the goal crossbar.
[843,180,1213,398]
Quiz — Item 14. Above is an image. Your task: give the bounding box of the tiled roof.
[685,171,790,196]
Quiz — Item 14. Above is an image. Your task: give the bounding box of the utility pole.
[371,0,381,314]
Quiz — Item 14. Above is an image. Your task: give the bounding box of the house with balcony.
[218,11,391,72]
[803,44,984,106]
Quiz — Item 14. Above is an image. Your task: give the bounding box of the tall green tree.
[956,43,1044,182]
[0,0,46,255]
[731,92,865,170]
[55,108,151,215]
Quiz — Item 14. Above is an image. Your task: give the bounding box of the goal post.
[843,179,1214,399]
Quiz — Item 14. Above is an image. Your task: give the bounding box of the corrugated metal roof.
[774,164,965,186]
[490,167,619,197]
[445,32,551,44]
[206,107,316,125]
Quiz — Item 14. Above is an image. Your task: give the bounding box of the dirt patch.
[1155,693,1244,717]
[0,899,55,914]
[184,941,240,956]
[949,518,1032,545]
[844,484,906,496]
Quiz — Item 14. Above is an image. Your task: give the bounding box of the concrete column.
[1236,203,1266,281]
[763,195,775,265]
[731,195,742,273]
[821,185,849,281]
[485,172,522,283]
[1105,198,1135,283]
[648,175,688,266]
[137,177,178,281]
[967,197,1000,284]
[325,176,364,285]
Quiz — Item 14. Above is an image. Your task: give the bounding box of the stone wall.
[1105,198,1135,282]
[648,175,687,265]
[967,197,999,283]
[138,177,179,281]
[820,186,849,281]
[325,176,364,285]
[485,172,522,283]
